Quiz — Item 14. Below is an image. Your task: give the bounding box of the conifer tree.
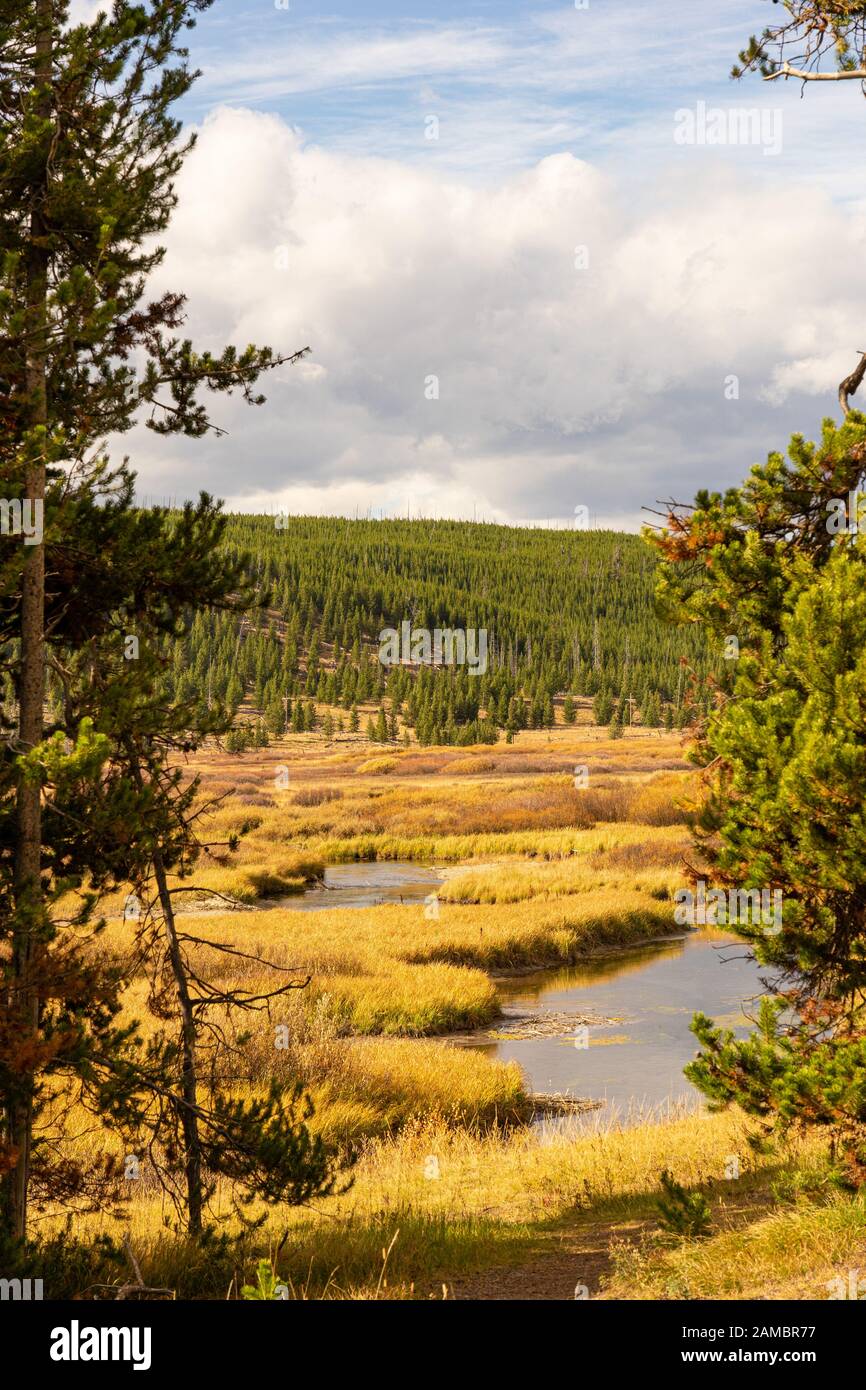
[733,3,866,87]
[650,409,866,1182]
[375,706,388,743]
[0,0,312,1240]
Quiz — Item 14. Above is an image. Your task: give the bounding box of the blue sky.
[183,0,858,185]
[86,0,866,527]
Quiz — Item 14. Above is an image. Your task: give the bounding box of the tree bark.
[152,849,204,1237]
[4,0,52,1243]
[838,350,866,418]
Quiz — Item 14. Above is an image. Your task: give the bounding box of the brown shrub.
[589,839,689,871]
[292,786,345,807]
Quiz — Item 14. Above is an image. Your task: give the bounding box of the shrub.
[656,1169,712,1239]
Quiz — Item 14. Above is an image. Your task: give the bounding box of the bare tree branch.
[765,62,866,82]
[839,350,866,416]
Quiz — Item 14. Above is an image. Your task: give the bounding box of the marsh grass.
[39,1105,837,1300]
[191,759,694,865]
[439,834,687,905]
[604,1182,865,1301]
[47,730,835,1301]
[166,889,680,1028]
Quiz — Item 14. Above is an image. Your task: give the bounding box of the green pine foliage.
[157,517,709,744]
[656,1169,712,1239]
[651,412,866,1185]
[0,0,336,1240]
[732,3,866,84]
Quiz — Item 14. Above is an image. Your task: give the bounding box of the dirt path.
[447,1217,650,1301]
[444,1186,784,1300]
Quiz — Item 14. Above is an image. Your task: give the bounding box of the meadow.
[44,723,864,1300]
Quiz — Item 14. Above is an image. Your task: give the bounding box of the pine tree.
[0,0,314,1241]
[265,696,285,736]
[593,689,613,726]
[641,691,661,727]
[650,410,866,1182]
[733,4,866,86]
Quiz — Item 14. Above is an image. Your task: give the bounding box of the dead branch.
[175,931,308,973]
[839,350,866,416]
[765,61,866,81]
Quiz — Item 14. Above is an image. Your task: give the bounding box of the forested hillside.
[137,515,715,746]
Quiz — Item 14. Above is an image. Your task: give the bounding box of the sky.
[72,0,866,529]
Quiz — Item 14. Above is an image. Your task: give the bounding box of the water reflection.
[286,861,445,912]
[461,928,767,1121]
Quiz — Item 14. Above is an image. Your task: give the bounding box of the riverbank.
[35,1101,855,1301]
[38,727,851,1302]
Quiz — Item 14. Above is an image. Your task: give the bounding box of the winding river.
[289,863,768,1119]
[463,929,766,1121]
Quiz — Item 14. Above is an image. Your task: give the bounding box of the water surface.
[287,860,444,911]
[285,862,767,1123]
[460,928,767,1120]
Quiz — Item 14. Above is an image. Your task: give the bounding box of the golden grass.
[355,756,399,775]
[160,887,679,1034]
[439,831,687,905]
[52,742,693,1179]
[42,1105,837,1300]
[92,986,530,1146]
[308,1038,531,1140]
[273,823,688,866]
[46,728,844,1302]
[163,861,311,904]
[185,763,694,868]
[184,726,688,792]
[59,853,326,917]
[604,1188,866,1301]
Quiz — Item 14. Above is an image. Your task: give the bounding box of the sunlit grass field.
[40,1099,853,1301]
[40,726,864,1300]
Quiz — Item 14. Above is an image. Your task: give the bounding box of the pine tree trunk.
[4,0,52,1243]
[152,851,204,1236]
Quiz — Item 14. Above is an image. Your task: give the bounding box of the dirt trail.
[447,1218,650,1301]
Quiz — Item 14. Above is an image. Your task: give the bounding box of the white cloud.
[127,106,866,526]
[66,0,109,25]
[760,350,864,407]
[199,25,508,104]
